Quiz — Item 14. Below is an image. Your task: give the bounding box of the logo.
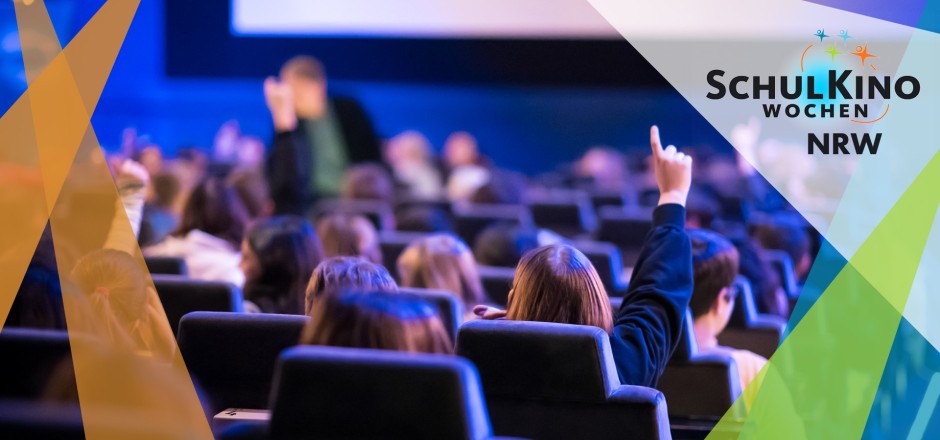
[705,29,921,155]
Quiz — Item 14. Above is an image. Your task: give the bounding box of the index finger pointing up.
[650,125,664,159]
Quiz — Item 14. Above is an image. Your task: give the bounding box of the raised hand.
[263,77,297,132]
[649,125,692,207]
[114,159,150,194]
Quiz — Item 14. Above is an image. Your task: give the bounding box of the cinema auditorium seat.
[0,328,71,400]
[478,265,516,307]
[0,400,84,440]
[151,275,244,337]
[595,206,653,267]
[268,346,496,440]
[377,230,427,278]
[456,320,671,440]
[527,191,597,238]
[177,312,309,413]
[310,198,395,231]
[656,311,742,420]
[398,287,464,344]
[144,256,189,276]
[572,240,630,295]
[717,276,786,359]
[762,249,800,298]
[453,204,532,248]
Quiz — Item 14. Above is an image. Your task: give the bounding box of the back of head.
[150,172,181,210]
[69,249,174,356]
[244,216,323,315]
[750,219,811,270]
[227,169,272,220]
[689,229,740,319]
[507,244,612,332]
[305,256,398,314]
[316,214,381,263]
[7,263,65,330]
[175,176,249,246]
[473,222,539,268]
[280,55,325,82]
[301,291,452,354]
[397,234,485,305]
[341,163,393,201]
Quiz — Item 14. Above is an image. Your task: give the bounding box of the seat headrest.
[0,328,71,399]
[397,287,463,343]
[177,311,309,410]
[728,275,759,328]
[270,346,492,440]
[456,319,619,402]
[151,276,244,336]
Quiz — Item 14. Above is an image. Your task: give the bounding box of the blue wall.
[22,0,730,175]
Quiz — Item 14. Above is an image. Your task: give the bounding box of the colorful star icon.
[824,44,842,61]
[850,43,877,67]
[839,30,852,44]
[814,29,829,42]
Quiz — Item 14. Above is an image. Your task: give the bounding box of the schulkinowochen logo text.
[704,29,920,154]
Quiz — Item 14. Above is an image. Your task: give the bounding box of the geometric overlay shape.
[707,150,940,439]
[863,317,940,439]
[805,0,940,34]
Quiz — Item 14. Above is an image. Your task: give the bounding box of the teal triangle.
[862,317,940,439]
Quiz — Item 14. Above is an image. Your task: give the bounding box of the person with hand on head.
[263,56,382,216]
[474,126,694,387]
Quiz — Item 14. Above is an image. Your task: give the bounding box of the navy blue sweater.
[609,203,693,387]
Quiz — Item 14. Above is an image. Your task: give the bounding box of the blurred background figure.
[144,177,249,286]
[384,130,444,200]
[316,214,382,264]
[240,216,323,314]
[264,55,382,215]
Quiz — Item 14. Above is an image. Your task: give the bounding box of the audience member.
[316,214,382,264]
[473,223,563,268]
[70,249,177,359]
[264,55,382,215]
[144,177,249,286]
[751,216,813,281]
[300,290,452,354]
[240,216,323,314]
[340,163,394,201]
[476,126,694,388]
[384,131,444,200]
[397,234,487,320]
[688,228,767,401]
[138,172,181,247]
[304,256,398,314]
[227,168,274,220]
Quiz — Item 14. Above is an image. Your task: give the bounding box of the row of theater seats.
[1,258,788,439]
[311,194,655,265]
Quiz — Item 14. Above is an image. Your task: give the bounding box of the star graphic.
[825,44,842,61]
[814,29,828,42]
[839,30,852,44]
[850,43,877,67]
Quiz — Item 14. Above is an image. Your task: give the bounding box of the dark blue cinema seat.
[453,203,533,249]
[526,190,598,238]
[595,206,654,267]
[477,265,516,307]
[572,239,630,296]
[151,275,244,337]
[310,198,395,231]
[656,311,742,420]
[144,255,189,276]
[398,287,463,344]
[456,320,672,440]
[0,328,71,400]
[717,275,786,359]
[177,311,309,413]
[268,346,494,440]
